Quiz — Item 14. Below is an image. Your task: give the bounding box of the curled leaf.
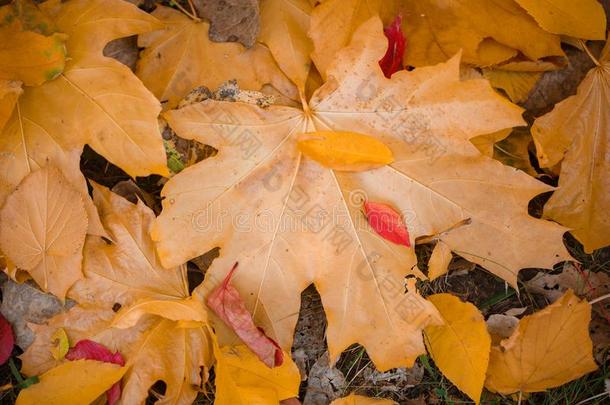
[378,15,405,78]
[298,131,394,171]
[207,263,283,368]
[50,328,69,361]
[364,201,411,247]
[0,312,14,365]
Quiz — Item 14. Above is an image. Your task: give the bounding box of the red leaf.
[364,201,411,247]
[0,313,14,365]
[207,263,284,368]
[66,339,125,405]
[378,15,406,78]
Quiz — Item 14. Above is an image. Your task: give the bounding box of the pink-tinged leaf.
[378,15,406,78]
[0,313,14,365]
[364,201,411,247]
[207,263,284,368]
[66,339,125,405]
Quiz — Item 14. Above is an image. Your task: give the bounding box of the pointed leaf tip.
[364,201,411,247]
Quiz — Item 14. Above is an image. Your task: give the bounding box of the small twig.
[517,390,523,405]
[579,39,601,67]
[186,0,197,17]
[574,391,610,405]
[589,292,610,305]
[170,0,200,21]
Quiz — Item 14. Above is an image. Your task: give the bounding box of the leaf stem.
[589,292,610,305]
[186,0,197,17]
[579,40,601,67]
[171,0,201,22]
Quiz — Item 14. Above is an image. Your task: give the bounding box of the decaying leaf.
[193,0,260,48]
[331,393,398,405]
[152,17,570,371]
[531,42,610,252]
[486,314,519,345]
[136,5,296,110]
[0,166,88,300]
[214,344,300,405]
[513,0,606,39]
[16,359,126,405]
[20,186,213,405]
[259,0,313,91]
[485,290,598,394]
[425,294,490,404]
[207,263,283,368]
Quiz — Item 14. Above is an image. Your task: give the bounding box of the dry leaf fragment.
[513,0,606,40]
[137,6,296,110]
[16,359,126,405]
[0,80,21,131]
[485,290,598,394]
[0,166,87,300]
[298,131,394,171]
[259,0,313,91]
[208,263,283,368]
[482,70,541,104]
[378,15,405,78]
[153,17,568,371]
[425,294,490,404]
[112,298,208,329]
[531,42,610,252]
[214,344,300,405]
[331,393,397,405]
[427,242,452,281]
[194,0,260,48]
[50,328,68,360]
[486,314,519,345]
[364,201,411,247]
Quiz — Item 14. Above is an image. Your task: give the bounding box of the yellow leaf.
[493,128,537,177]
[331,393,397,404]
[215,345,300,405]
[153,17,568,372]
[16,359,126,405]
[50,328,69,360]
[0,166,87,299]
[136,6,296,110]
[427,242,452,281]
[0,79,21,131]
[485,290,598,394]
[259,0,313,92]
[425,294,491,404]
[0,0,168,181]
[514,0,606,40]
[298,131,394,171]
[309,0,399,78]
[482,69,541,104]
[471,128,512,157]
[531,42,610,252]
[400,0,563,67]
[0,27,66,86]
[112,298,208,329]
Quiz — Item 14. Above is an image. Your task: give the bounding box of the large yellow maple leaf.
[151,18,570,371]
[0,0,168,213]
[531,42,610,253]
[21,185,212,405]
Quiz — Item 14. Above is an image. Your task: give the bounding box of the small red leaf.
[364,201,411,247]
[378,15,406,78]
[0,313,14,365]
[207,263,284,368]
[66,339,125,405]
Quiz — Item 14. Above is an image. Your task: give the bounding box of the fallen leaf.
[425,294,490,404]
[65,340,124,405]
[214,344,300,405]
[482,70,541,104]
[0,79,22,131]
[50,328,69,360]
[112,298,208,329]
[303,352,346,404]
[153,17,569,370]
[16,359,126,405]
[363,201,411,247]
[531,41,610,252]
[0,166,88,299]
[136,5,296,109]
[309,0,399,78]
[297,131,394,171]
[1,0,168,182]
[492,128,537,177]
[259,0,313,91]
[485,290,598,394]
[331,393,397,404]
[207,263,283,368]
[194,0,260,48]
[378,15,405,78]
[0,312,14,365]
[21,185,212,405]
[400,0,563,67]
[427,242,453,281]
[513,0,606,39]
[525,263,610,303]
